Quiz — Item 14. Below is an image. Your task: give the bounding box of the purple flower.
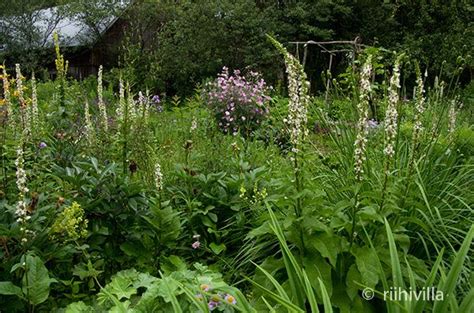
[192,241,201,249]
[155,105,164,113]
[367,119,379,129]
[151,95,160,104]
[38,142,47,149]
[208,300,219,310]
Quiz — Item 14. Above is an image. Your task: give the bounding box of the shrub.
[204,67,271,136]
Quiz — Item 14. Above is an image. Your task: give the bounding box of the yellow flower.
[0,99,5,106]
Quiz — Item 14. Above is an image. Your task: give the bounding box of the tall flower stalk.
[349,54,373,248]
[54,32,68,111]
[380,55,403,212]
[16,64,30,135]
[84,100,95,145]
[127,85,137,124]
[402,64,427,208]
[354,55,373,182]
[30,72,40,133]
[2,65,13,122]
[268,35,309,252]
[154,162,163,209]
[448,98,461,135]
[412,64,426,148]
[116,77,125,124]
[383,55,402,164]
[138,91,149,124]
[15,142,31,243]
[97,65,108,132]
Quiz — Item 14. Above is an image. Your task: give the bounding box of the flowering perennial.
[127,85,137,123]
[154,163,163,192]
[97,65,108,131]
[383,56,402,158]
[138,90,150,123]
[190,116,198,132]
[412,66,426,144]
[269,36,309,153]
[30,72,40,132]
[84,100,94,145]
[2,65,12,119]
[15,145,30,242]
[192,234,201,249]
[448,99,461,135]
[205,67,270,135]
[116,78,125,123]
[354,55,373,181]
[151,95,163,112]
[50,202,88,241]
[16,64,30,134]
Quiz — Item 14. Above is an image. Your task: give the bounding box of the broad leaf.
[0,281,23,298]
[22,254,56,305]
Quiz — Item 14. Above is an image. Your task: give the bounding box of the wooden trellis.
[289,37,365,104]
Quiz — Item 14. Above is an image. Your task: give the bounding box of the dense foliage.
[0,30,473,312]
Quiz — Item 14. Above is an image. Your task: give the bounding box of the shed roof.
[0,0,131,51]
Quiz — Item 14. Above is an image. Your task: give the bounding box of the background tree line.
[1,0,473,95]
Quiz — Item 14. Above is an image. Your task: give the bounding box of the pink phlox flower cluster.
[205,67,271,135]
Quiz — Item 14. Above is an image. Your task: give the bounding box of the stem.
[74,240,103,289]
[293,148,306,254]
[349,188,360,249]
[379,160,391,213]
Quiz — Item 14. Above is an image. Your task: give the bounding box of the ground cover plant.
[0,33,473,313]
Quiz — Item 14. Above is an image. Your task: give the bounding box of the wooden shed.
[0,0,132,79]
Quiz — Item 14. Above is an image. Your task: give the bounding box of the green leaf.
[346,264,362,300]
[103,277,136,300]
[0,281,23,298]
[73,261,103,280]
[303,254,333,298]
[318,278,333,313]
[353,246,380,289]
[209,242,226,255]
[311,232,348,267]
[65,301,94,312]
[22,254,56,305]
[434,224,474,313]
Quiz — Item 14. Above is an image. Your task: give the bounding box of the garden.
[0,1,473,313]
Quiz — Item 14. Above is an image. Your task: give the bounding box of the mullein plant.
[379,55,403,212]
[127,85,137,124]
[138,91,150,125]
[15,141,32,244]
[268,35,309,252]
[411,64,426,153]
[116,77,125,125]
[119,83,134,174]
[53,32,68,116]
[83,100,95,146]
[447,98,461,136]
[97,65,108,132]
[1,65,13,124]
[349,54,373,247]
[154,162,163,209]
[353,55,373,182]
[15,64,30,137]
[401,64,427,202]
[29,72,40,135]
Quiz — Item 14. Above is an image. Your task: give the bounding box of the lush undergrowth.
[0,39,473,313]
